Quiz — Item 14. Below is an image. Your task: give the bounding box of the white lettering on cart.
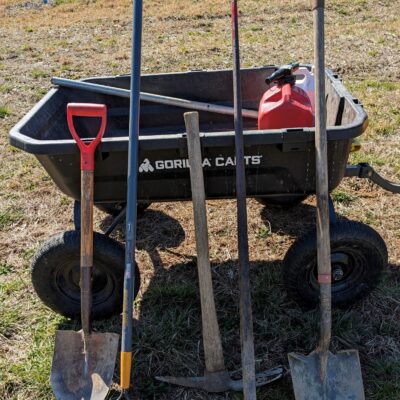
[139,155,263,173]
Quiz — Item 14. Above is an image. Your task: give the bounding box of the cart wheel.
[256,195,308,208]
[283,220,388,308]
[96,202,151,216]
[31,230,140,320]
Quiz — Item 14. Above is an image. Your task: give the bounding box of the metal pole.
[119,0,142,397]
[51,77,259,119]
[231,1,257,398]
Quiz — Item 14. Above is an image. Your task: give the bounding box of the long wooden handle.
[313,0,331,355]
[80,169,94,336]
[185,112,225,373]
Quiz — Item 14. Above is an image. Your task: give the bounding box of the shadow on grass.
[100,208,186,273]
[259,200,316,237]
[55,207,400,400]
[125,258,400,400]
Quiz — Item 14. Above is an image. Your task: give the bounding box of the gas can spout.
[265,62,300,85]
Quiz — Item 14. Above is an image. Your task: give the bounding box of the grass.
[0,106,11,118]
[0,206,23,229]
[31,69,50,79]
[0,0,399,399]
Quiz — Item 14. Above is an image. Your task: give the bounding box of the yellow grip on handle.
[120,352,132,389]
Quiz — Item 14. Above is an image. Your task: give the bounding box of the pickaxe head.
[156,366,284,393]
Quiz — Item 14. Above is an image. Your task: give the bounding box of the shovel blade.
[288,350,365,400]
[51,330,119,400]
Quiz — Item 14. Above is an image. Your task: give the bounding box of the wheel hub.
[332,266,345,282]
[57,262,112,304]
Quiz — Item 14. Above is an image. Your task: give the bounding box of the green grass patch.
[53,0,77,6]
[331,190,357,205]
[0,106,11,119]
[1,311,61,400]
[0,207,24,230]
[0,84,13,94]
[144,280,198,312]
[256,224,271,239]
[21,44,34,52]
[350,150,385,166]
[34,87,48,100]
[0,263,13,275]
[367,359,400,400]
[31,69,50,79]
[358,80,399,91]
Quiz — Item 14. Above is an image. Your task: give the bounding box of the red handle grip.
[67,103,107,171]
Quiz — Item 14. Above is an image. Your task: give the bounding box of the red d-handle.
[67,103,107,171]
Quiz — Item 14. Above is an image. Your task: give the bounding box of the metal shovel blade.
[288,350,365,400]
[51,330,119,400]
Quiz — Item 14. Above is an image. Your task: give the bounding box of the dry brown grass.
[1,0,400,399]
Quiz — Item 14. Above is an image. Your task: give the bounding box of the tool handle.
[185,112,226,373]
[53,78,259,119]
[80,169,94,336]
[231,1,257,398]
[313,0,331,355]
[119,0,143,392]
[67,103,107,171]
[312,0,325,9]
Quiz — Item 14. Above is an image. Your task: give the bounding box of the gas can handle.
[67,103,107,171]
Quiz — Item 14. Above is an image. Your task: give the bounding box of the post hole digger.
[51,103,119,400]
[117,0,143,398]
[156,112,284,393]
[288,1,365,399]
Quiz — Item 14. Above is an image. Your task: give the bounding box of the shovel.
[51,103,119,400]
[287,1,365,399]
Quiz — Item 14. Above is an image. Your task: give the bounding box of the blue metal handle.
[120,0,143,392]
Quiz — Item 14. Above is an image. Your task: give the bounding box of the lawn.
[0,0,399,399]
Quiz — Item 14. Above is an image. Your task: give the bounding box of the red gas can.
[258,67,314,130]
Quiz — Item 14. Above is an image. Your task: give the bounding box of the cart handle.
[67,103,107,171]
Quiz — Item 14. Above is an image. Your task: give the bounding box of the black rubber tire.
[256,195,308,208]
[283,220,388,308]
[96,202,151,216]
[31,230,140,320]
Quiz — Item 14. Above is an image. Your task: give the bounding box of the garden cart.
[10,64,394,319]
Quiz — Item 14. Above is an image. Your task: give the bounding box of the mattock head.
[156,366,285,393]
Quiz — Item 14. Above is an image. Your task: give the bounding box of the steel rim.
[55,259,115,306]
[306,244,367,293]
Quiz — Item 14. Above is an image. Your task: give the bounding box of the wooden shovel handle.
[80,169,94,336]
[313,0,332,353]
[66,103,107,336]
